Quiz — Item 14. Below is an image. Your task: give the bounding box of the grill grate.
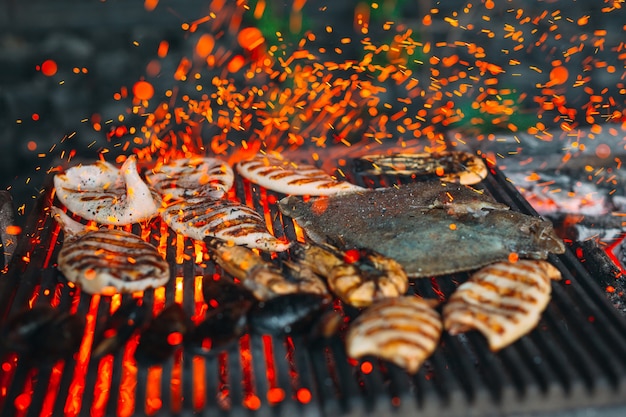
[1,162,626,417]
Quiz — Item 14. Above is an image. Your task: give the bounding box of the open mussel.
[248,293,330,335]
[92,298,148,358]
[186,302,252,356]
[135,303,193,365]
[202,275,257,307]
[1,305,85,362]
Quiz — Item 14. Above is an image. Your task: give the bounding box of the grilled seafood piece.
[204,237,327,300]
[54,156,159,225]
[248,293,330,335]
[346,296,442,374]
[161,196,291,252]
[279,181,565,278]
[443,260,561,351]
[202,275,257,308]
[146,156,234,200]
[1,305,85,361]
[352,150,488,185]
[293,243,408,307]
[186,303,253,355]
[52,207,170,295]
[135,304,193,365]
[92,299,148,358]
[237,153,364,195]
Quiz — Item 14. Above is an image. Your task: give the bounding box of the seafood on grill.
[54,156,159,225]
[92,298,148,358]
[236,153,364,196]
[135,304,193,365]
[279,181,565,278]
[161,196,291,252]
[248,293,331,335]
[204,237,328,300]
[346,296,442,374]
[352,150,488,185]
[292,243,409,307]
[146,156,234,200]
[52,207,170,295]
[443,260,562,351]
[202,275,257,308]
[1,305,85,361]
[186,302,252,355]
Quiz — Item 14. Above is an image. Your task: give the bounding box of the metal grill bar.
[2,163,626,417]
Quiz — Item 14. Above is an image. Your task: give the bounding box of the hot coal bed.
[1,159,626,417]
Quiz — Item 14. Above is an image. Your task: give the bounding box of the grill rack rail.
[0,163,626,417]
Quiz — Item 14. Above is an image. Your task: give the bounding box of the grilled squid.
[236,153,364,196]
[443,260,561,351]
[52,207,170,295]
[293,243,408,307]
[346,296,442,374]
[161,196,291,252]
[146,156,234,200]
[54,156,159,225]
[352,150,488,185]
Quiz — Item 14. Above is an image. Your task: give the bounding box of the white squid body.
[236,153,365,196]
[51,207,170,295]
[53,156,159,225]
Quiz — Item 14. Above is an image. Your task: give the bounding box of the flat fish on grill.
[54,156,159,225]
[278,181,565,277]
[443,260,561,350]
[352,150,488,185]
[146,156,234,199]
[346,296,442,374]
[161,196,291,252]
[237,153,364,195]
[52,207,170,295]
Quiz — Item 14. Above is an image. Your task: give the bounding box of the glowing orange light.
[14,393,31,411]
[157,40,169,58]
[549,66,569,86]
[485,0,495,10]
[296,388,312,404]
[133,80,155,101]
[5,225,21,235]
[31,113,40,121]
[41,59,58,76]
[195,34,215,58]
[508,252,519,263]
[144,0,158,11]
[227,55,246,73]
[267,387,285,403]
[237,27,265,51]
[243,394,261,410]
[360,361,373,374]
[596,143,611,159]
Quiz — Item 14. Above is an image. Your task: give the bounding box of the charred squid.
[92,298,148,358]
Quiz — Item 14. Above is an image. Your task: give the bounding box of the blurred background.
[0,0,624,237]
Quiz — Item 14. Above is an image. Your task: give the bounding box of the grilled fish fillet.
[146,156,234,200]
[161,196,291,252]
[52,207,170,295]
[346,296,442,374]
[443,260,561,351]
[54,156,159,225]
[237,153,364,195]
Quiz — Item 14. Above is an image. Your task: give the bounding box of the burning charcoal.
[92,299,148,358]
[201,275,257,308]
[185,301,253,356]
[248,293,330,335]
[1,305,85,361]
[135,304,192,365]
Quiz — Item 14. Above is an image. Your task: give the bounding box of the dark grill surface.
[1,161,626,417]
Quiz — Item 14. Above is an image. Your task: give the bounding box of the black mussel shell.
[186,301,253,355]
[248,293,329,335]
[1,305,84,361]
[135,304,192,365]
[92,299,148,358]
[202,276,257,308]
